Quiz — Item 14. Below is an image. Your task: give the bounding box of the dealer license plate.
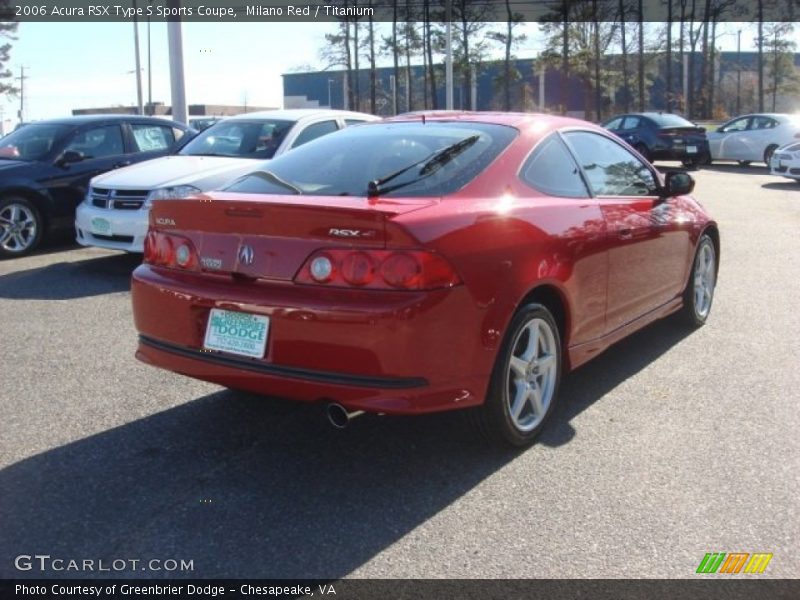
[90,217,111,234]
[686,145,698,154]
[203,309,269,359]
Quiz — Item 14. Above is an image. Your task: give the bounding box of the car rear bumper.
[75,203,148,252]
[653,141,710,161]
[131,264,493,415]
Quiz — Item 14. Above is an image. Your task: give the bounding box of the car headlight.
[144,185,201,208]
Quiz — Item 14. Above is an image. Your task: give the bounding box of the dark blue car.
[0,115,193,258]
[602,112,710,169]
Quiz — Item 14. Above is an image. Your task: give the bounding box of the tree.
[451,0,495,110]
[320,21,354,109]
[764,22,799,111]
[0,18,18,98]
[487,0,527,110]
[540,2,618,121]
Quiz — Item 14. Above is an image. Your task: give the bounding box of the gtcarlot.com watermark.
[14,554,194,573]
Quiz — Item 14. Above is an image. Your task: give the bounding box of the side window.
[520,134,589,198]
[621,116,640,130]
[564,131,659,197]
[752,116,777,130]
[720,118,749,133]
[604,117,623,130]
[64,125,124,158]
[344,119,368,127]
[291,120,338,148]
[130,124,175,152]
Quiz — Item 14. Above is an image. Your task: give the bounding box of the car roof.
[382,111,593,130]
[31,115,187,126]
[225,109,378,122]
[735,113,795,120]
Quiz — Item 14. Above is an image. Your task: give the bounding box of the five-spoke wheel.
[0,197,42,258]
[474,303,562,446]
[681,234,717,326]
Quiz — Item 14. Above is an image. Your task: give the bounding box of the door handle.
[618,228,634,240]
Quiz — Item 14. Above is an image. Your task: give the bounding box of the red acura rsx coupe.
[131,113,719,446]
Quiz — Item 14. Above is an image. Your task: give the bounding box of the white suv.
[76,109,378,252]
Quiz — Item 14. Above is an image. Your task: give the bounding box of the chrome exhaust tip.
[326,403,365,429]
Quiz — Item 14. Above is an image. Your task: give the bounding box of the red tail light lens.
[341,251,376,286]
[143,230,198,271]
[295,249,461,291]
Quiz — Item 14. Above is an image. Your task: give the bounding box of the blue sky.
[1,21,794,132]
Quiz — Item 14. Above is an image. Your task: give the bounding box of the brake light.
[143,230,198,271]
[295,249,461,290]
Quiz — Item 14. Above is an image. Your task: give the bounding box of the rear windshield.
[179,119,295,159]
[225,121,518,197]
[649,114,696,128]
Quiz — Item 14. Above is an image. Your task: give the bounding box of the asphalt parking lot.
[1,163,798,580]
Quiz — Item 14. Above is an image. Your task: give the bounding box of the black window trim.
[559,127,664,200]
[516,130,591,199]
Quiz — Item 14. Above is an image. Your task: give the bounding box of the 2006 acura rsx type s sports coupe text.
[131,113,719,446]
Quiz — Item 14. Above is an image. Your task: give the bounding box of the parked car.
[768,140,800,182]
[76,109,378,253]
[601,112,710,168]
[131,112,719,447]
[706,113,800,166]
[0,115,193,258]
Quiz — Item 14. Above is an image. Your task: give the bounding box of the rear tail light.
[143,230,198,271]
[296,248,461,290]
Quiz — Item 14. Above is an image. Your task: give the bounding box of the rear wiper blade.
[367,134,480,197]
[249,170,302,195]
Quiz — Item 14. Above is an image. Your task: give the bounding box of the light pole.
[736,29,742,115]
[328,78,334,108]
[132,0,144,115]
[147,0,153,114]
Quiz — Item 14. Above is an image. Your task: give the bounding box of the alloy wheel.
[0,202,38,254]
[505,317,558,433]
[693,240,716,319]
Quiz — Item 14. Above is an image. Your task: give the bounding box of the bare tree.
[320,21,354,109]
[764,22,799,111]
[488,0,527,110]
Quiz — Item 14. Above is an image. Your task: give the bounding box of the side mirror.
[663,171,695,197]
[56,149,86,166]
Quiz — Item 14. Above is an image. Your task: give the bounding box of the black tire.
[737,160,751,167]
[763,145,778,166]
[0,196,43,258]
[681,158,699,170]
[470,303,562,447]
[679,234,717,328]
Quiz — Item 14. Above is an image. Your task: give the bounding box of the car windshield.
[650,114,696,128]
[179,119,295,159]
[225,121,518,198]
[0,123,71,161]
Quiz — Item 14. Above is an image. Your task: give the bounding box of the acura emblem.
[237,244,255,266]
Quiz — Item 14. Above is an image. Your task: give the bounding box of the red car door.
[563,130,691,333]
